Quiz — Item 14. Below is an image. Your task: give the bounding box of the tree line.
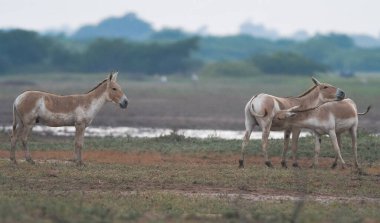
[2,29,380,76]
[0,29,200,75]
[198,33,380,75]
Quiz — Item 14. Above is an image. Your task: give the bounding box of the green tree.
[82,37,200,74]
[0,29,52,71]
[297,33,354,63]
[201,61,261,77]
[49,45,81,71]
[150,28,189,41]
[251,52,327,75]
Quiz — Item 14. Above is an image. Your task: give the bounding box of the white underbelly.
[298,118,331,134]
[335,118,356,133]
[38,113,76,127]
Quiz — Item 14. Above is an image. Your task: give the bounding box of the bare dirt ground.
[2,150,380,204]
[0,150,359,167]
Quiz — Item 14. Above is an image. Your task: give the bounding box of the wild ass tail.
[358,105,371,115]
[250,103,266,117]
[11,104,18,137]
[248,95,266,117]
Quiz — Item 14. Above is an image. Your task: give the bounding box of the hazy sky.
[1,0,379,37]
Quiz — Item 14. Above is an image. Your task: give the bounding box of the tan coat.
[240,77,346,168]
[10,72,128,165]
[275,98,370,169]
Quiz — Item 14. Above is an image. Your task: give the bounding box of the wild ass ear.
[287,106,299,117]
[276,106,299,120]
[288,105,300,112]
[111,72,118,81]
[107,71,118,82]
[285,112,297,118]
[312,77,321,86]
[276,111,297,120]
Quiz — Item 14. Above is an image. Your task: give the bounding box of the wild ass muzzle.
[10,71,128,165]
[240,77,345,168]
[275,98,371,170]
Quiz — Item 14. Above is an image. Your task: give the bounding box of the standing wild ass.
[10,71,128,165]
[274,98,371,169]
[240,77,345,168]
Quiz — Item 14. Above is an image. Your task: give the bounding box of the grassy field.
[0,72,379,130]
[1,130,380,222]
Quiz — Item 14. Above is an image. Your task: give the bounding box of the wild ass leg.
[10,124,22,164]
[349,127,360,169]
[21,125,34,164]
[291,128,301,168]
[311,134,321,168]
[239,111,256,168]
[281,129,291,168]
[260,120,273,167]
[74,123,86,166]
[240,131,251,168]
[329,130,345,169]
[331,134,342,169]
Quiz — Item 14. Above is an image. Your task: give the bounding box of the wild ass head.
[311,77,345,102]
[106,71,129,109]
[275,77,346,120]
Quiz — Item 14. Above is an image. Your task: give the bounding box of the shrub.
[200,61,261,77]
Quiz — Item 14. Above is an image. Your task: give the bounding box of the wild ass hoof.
[354,164,363,173]
[309,163,318,169]
[238,159,244,168]
[331,162,338,169]
[26,157,35,165]
[76,161,85,167]
[265,161,273,168]
[352,167,364,175]
[10,157,17,165]
[281,161,287,168]
[292,163,300,168]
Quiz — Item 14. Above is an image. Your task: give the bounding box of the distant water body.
[1,126,311,140]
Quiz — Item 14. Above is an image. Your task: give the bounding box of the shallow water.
[1,125,311,140]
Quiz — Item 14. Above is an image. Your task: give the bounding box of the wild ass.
[275,99,371,169]
[10,71,128,165]
[240,77,345,168]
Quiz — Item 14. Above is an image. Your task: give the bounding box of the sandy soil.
[3,150,380,175]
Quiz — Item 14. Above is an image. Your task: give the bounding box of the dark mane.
[290,85,317,98]
[87,79,107,93]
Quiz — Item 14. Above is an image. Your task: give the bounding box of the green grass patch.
[1,190,380,223]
